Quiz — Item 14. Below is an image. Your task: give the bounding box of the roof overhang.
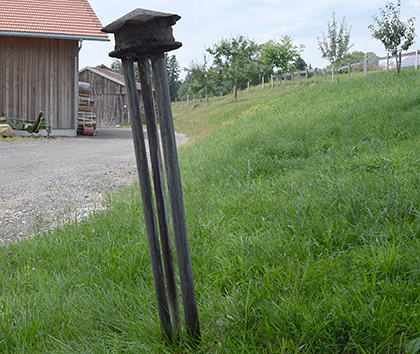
[0,31,110,41]
[79,66,142,90]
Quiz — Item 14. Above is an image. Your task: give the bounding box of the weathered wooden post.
[103,9,200,343]
[363,59,368,77]
[280,75,283,96]
[348,63,351,80]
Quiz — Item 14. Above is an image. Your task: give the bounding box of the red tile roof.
[0,0,108,40]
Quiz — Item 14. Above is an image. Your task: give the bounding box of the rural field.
[1,70,420,353]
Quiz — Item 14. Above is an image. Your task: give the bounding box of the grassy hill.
[1,70,420,353]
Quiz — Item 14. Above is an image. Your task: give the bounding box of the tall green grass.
[1,70,420,353]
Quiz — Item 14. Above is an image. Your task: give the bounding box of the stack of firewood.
[78,82,96,135]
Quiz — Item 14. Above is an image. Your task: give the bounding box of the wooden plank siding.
[79,69,135,127]
[0,36,77,130]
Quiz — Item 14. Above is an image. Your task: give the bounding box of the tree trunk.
[234,78,238,100]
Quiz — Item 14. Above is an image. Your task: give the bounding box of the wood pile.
[78,82,96,135]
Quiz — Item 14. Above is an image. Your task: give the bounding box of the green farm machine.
[0,111,51,136]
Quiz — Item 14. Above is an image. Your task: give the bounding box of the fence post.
[262,76,264,89]
[363,60,368,77]
[103,9,200,343]
[280,75,283,96]
[298,72,301,85]
[386,54,389,73]
[305,69,308,84]
[323,68,326,83]
[314,69,317,84]
[348,63,351,80]
[247,81,250,93]
[271,74,274,87]
[416,50,419,70]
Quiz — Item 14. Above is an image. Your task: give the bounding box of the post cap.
[102,9,182,58]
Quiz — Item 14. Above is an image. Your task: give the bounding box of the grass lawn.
[1,69,420,353]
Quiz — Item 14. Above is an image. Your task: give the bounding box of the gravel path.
[0,128,188,245]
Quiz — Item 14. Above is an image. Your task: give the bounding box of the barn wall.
[79,70,130,127]
[0,36,77,130]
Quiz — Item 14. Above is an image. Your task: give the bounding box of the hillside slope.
[1,70,419,353]
[175,70,420,352]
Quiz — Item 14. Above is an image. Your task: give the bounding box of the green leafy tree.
[294,56,308,71]
[368,0,416,76]
[111,59,123,74]
[165,54,181,102]
[177,61,211,102]
[338,51,381,71]
[207,35,260,100]
[261,36,304,74]
[318,13,353,82]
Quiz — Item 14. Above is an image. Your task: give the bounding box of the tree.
[318,13,353,82]
[111,59,123,74]
[368,0,416,76]
[165,54,181,102]
[294,56,307,71]
[333,51,381,72]
[261,36,304,74]
[207,35,260,100]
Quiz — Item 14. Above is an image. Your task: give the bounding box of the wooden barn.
[79,65,143,127]
[0,0,108,136]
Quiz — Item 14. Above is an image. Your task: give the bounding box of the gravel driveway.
[0,128,188,245]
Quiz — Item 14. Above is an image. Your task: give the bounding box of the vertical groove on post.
[137,57,182,335]
[150,53,201,342]
[121,58,172,341]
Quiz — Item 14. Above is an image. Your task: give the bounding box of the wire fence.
[181,50,420,103]
[274,49,420,86]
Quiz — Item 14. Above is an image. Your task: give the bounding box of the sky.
[79,0,420,75]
